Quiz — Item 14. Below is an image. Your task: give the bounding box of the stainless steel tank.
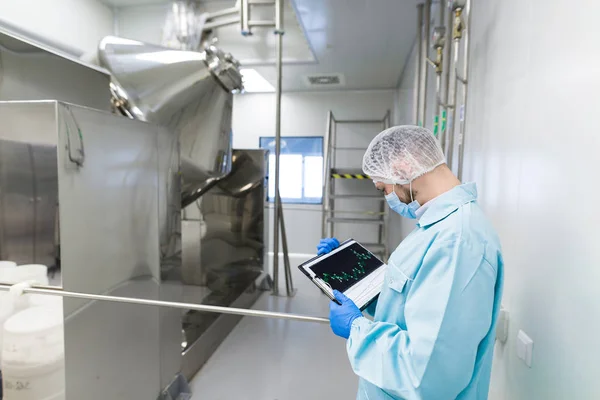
[97,36,243,207]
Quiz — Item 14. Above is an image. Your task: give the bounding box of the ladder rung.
[330,194,384,200]
[326,217,385,225]
[325,210,385,216]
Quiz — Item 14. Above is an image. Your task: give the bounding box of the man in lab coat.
[318,126,503,400]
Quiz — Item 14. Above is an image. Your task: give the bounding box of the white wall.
[233,90,394,259]
[396,0,600,399]
[465,1,600,399]
[0,0,114,54]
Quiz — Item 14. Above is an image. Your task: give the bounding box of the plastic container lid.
[4,306,62,335]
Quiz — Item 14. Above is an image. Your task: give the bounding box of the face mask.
[384,186,420,219]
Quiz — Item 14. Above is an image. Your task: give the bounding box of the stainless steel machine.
[0,25,269,399]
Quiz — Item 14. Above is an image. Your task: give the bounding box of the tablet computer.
[298,239,387,311]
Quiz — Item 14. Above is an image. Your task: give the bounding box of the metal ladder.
[321,111,391,261]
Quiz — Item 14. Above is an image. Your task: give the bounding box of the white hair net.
[362,125,445,184]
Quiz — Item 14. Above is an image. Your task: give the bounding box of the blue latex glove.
[329,290,363,339]
[317,237,340,255]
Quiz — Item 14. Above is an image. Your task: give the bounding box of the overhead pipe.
[456,0,471,181]
[418,0,432,128]
[413,4,424,125]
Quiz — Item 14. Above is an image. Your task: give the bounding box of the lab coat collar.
[417,183,478,228]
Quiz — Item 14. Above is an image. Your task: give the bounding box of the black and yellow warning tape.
[331,173,371,179]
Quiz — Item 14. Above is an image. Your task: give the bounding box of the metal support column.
[271,0,293,296]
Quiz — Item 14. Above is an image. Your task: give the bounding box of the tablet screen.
[308,241,383,293]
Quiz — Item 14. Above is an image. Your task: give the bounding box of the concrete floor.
[189,265,359,400]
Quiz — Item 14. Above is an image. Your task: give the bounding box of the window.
[259,136,323,204]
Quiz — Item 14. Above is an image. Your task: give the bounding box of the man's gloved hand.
[317,237,340,255]
[329,290,363,339]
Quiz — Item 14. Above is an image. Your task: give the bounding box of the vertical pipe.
[321,111,333,238]
[419,0,431,128]
[241,0,250,35]
[433,1,445,137]
[440,0,453,152]
[434,71,442,137]
[457,0,471,181]
[272,4,283,295]
[278,200,294,295]
[414,4,424,125]
[275,0,283,33]
[446,37,459,171]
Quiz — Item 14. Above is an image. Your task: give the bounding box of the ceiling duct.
[305,73,345,87]
[162,1,210,51]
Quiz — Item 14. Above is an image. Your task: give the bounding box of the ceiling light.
[240,68,275,93]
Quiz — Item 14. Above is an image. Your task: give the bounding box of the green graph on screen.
[322,249,373,284]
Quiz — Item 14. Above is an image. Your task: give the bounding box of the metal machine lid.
[204,43,243,93]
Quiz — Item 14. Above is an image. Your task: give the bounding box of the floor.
[188,265,359,400]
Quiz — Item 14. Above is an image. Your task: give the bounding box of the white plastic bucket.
[0,265,48,285]
[0,261,17,270]
[2,306,64,400]
[0,265,50,311]
[0,293,15,364]
[2,358,64,400]
[15,265,49,286]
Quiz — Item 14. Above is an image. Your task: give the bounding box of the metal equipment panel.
[181,149,268,379]
[0,27,111,111]
[0,101,177,399]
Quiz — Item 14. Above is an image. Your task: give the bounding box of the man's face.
[374,181,412,204]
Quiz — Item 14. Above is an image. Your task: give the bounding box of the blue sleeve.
[346,239,497,399]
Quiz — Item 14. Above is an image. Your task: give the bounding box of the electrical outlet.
[517,330,533,367]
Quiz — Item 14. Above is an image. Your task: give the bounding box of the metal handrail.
[0,283,328,324]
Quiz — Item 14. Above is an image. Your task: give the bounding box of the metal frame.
[321,111,391,261]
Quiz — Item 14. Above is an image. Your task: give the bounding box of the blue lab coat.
[348,183,504,400]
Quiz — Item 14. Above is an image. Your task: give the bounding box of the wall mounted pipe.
[414,4,424,125]
[457,0,471,181]
[445,5,465,171]
[418,0,432,128]
[439,0,453,153]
